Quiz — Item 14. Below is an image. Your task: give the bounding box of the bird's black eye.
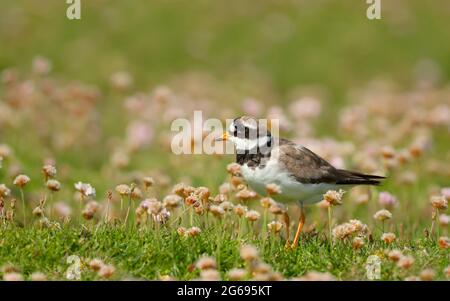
[233,128,238,137]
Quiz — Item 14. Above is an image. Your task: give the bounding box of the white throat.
[230,135,271,152]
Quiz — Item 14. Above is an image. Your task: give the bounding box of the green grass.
[0,0,449,281]
[0,224,447,280]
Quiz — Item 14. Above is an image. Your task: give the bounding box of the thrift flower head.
[441,188,450,200]
[323,189,345,206]
[430,195,448,210]
[419,269,435,281]
[439,214,449,226]
[227,268,246,281]
[374,209,392,221]
[195,256,217,271]
[352,237,364,250]
[269,202,286,215]
[162,194,182,209]
[142,176,155,189]
[233,204,247,217]
[240,245,258,262]
[209,205,225,217]
[74,182,96,197]
[397,256,415,269]
[177,227,186,237]
[88,259,104,271]
[260,197,275,209]
[235,188,257,201]
[213,194,227,204]
[438,236,449,249]
[226,163,241,176]
[46,179,61,192]
[0,184,11,197]
[381,232,396,244]
[3,272,23,281]
[387,250,403,262]
[30,272,47,281]
[266,183,281,195]
[42,165,57,179]
[200,269,220,281]
[245,210,260,222]
[115,184,131,196]
[267,221,283,234]
[378,192,397,208]
[13,175,30,188]
[98,264,115,279]
[187,227,201,237]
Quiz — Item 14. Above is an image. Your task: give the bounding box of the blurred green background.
[0,0,449,194]
[1,0,449,98]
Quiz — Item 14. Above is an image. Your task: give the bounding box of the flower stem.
[328,206,333,246]
[20,188,26,227]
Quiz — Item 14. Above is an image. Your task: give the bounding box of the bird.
[216,116,385,249]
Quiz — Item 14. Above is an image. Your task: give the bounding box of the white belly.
[240,159,339,205]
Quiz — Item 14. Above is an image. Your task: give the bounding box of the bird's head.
[216,116,272,152]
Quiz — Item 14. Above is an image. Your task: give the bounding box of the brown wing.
[277,139,384,185]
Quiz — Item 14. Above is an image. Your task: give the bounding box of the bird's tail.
[335,170,385,186]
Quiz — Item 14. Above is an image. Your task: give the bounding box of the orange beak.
[215,132,229,141]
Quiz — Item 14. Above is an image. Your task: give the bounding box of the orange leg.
[283,211,291,248]
[291,203,305,249]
